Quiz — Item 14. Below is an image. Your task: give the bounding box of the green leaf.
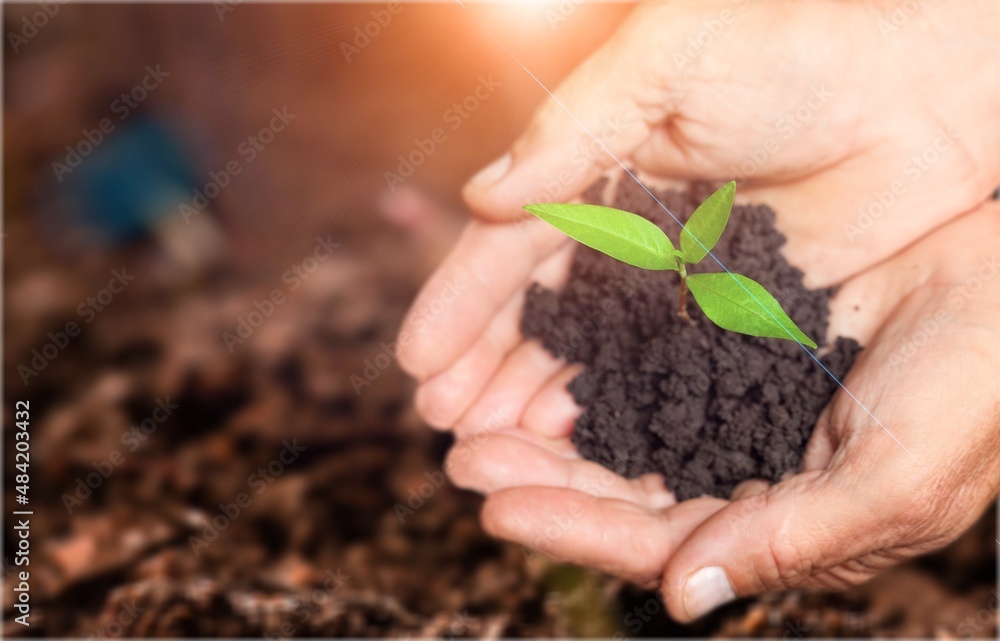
[686,272,818,348]
[524,203,679,271]
[680,181,736,265]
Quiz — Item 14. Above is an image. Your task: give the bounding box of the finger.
[520,364,584,439]
[463,7,675,222]
[446,429,674,510]
[397,218,567,381]
[660,471,891,622]
[413,243,576,429]
[452,341,565,439]
[482,487,727,586]
[729,479,770,501]
[413,297,521,429]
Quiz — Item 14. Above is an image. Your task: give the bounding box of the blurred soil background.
[3,3,997,637]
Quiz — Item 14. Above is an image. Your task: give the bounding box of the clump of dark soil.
[522,179,862,500]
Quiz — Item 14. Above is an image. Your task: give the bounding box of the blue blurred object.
[53,116,201,245]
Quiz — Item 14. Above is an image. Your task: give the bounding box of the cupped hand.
[446,200,1000,621]
[396,0,1000,622]
[462,0,1000,284]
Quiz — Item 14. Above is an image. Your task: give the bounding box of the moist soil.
[522,179,862,500]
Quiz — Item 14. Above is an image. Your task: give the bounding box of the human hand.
[396,0,1000,621]
[442,199,1000,621]
[400,0,1000,429]
[462,0,1000,285]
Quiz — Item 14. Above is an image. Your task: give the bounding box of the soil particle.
[521,179,862,500]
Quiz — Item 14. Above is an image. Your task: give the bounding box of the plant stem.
[677,264,692,325]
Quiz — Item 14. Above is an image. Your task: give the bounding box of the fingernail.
[468,153,511,188]
[684,566,736,619]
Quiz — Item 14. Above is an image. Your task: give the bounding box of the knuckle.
[762,532,815,588]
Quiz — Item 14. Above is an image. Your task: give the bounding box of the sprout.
[523,182,817,349]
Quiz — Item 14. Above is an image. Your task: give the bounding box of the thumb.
[660,471,903,622]
[462,9,674,222]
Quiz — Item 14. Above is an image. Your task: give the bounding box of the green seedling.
[523,181,817,348]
